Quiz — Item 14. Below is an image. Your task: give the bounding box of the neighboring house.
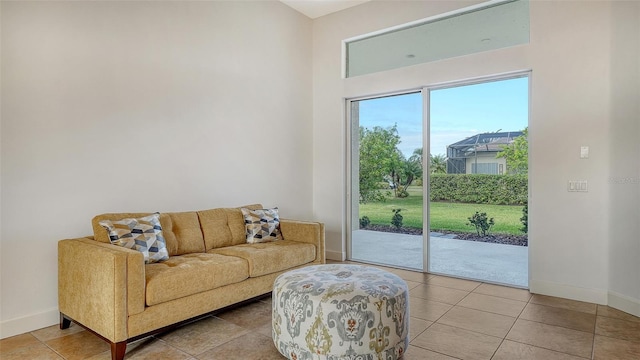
[446,131,523,174]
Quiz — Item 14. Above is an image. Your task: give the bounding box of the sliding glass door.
[347,74,529,288]
[348,92,424,270]
[427,75,529,287]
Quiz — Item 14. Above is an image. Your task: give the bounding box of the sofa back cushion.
[92,211,205,256]
[198,204,262,251]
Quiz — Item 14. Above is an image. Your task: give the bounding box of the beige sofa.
[57,204,324,360]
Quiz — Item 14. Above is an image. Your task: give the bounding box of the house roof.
[447,131,523,158]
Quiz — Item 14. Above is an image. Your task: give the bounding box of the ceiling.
[279,0,371,19]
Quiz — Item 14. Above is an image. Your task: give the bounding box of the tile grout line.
[423,276,483,292]
[504,319,596,359]
[39,335,67,360]
[154,336,195,360]
[496,338,593,360]
[408,340,465,360]
[420,280,509,360]
[455,303,522,319]
[517,302,601,335]
[489,291,534,360]
[462,281,515,360]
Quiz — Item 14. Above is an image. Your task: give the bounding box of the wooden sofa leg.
[111,341,126,360]
[60,313,71,330]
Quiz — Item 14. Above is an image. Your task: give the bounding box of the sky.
[358,77,529,157]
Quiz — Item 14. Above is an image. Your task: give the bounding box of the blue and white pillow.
[241,207,283,244]
[99,213,169,264]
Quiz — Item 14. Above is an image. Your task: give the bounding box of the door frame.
[345,69,531,276]
[424,70,531,278]
[345,89,424,266]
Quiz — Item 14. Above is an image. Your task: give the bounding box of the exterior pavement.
[350,229,528,288]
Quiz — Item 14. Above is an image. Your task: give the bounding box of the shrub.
[378,181,391,189]
[396,188,409,198]
[359,216,371,229]
[429,174,527,205]
[467,211,495,236]
[520,204,528,233]
[391,209,403,229]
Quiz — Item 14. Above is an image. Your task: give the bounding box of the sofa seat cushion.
[145,253,248,306]
[208,240,316,278]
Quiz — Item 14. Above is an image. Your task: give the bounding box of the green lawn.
[359,186,526,235]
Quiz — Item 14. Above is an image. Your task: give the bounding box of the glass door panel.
[349,92,424,270]
[427,76,529,287]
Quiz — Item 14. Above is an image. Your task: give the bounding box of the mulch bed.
[363,224,528,247]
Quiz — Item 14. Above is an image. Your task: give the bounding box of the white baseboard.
[608,290,640,317]
[0,307,59,339]
[325,249,345,261]
[529,280,608,305]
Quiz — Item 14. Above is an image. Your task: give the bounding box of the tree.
[390,151,422,197]
[409,148,423,178]
[497,128,528,174]
[409,148,447,174]
[409,148,423,167]
[359,125,400,202]
[429,154,447,174]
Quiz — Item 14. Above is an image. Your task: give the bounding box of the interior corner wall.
[312,0,633,308]
[607,0,640,317]
[0,1,313,338]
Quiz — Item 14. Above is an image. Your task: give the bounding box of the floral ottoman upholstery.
[272,264,409,360]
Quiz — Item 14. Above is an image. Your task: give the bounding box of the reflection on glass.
[346,0,529,77]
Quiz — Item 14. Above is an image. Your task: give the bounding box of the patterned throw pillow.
[241,207,283,244]
[99,213,169,264]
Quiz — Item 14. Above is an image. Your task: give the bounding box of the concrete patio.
[350,229,528,288]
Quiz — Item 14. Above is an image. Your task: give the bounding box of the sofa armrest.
[58,238,145,342]
[280,220,325,264]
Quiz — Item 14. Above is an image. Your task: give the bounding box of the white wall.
[526,0,611,304]
[312,0,639,314]
[312,0,485,261]
[607,0,640,316]
[464,154,506,175]
[0,1,313,338]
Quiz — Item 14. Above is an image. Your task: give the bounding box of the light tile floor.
[2,262,639,360]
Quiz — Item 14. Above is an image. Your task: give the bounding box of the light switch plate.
[580,146,589,159]
[579,180,588,191]
[568,180,588,192]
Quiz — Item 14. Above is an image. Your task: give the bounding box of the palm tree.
[408,148,423,182]
[389,149,422,197]
[409,148,422,165]
[430,154,447,174]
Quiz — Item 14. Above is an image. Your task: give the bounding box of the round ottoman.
[272,264,409,360]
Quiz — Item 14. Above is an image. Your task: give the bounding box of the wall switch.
[568,180,588,192]
[579,180,588,192]
[580,146,589,159]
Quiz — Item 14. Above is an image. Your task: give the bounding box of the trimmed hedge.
[429,174,527,205]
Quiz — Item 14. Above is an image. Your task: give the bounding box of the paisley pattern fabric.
[273,264,409,360]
